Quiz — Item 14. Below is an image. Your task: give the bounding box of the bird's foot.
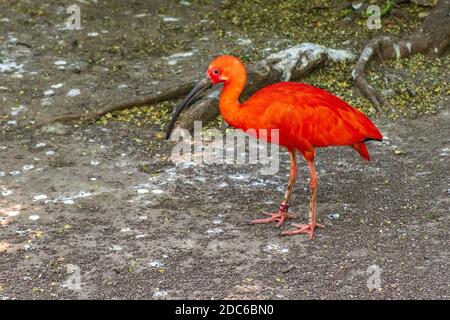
[251,203,296,227]
[281,223,324,240]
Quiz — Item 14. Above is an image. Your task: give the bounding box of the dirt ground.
[1,0,449,299]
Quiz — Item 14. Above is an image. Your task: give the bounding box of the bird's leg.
[282,157,324,239]
[251,150,297,227]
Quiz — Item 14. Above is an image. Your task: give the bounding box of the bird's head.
[165,55,245,139]
[207,55,245,85]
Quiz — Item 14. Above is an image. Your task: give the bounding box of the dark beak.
[165,78,212,140]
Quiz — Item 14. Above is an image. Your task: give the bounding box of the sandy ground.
[1,108,449,299]
[0,0,449,299]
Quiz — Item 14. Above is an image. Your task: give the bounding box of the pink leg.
[282,152,324,239]
[251,149,298,227]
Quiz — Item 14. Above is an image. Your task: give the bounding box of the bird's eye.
[213,69,220,75]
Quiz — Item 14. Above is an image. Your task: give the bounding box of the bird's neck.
[219,73,246,129]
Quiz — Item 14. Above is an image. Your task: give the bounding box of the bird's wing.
[252,83,382,148]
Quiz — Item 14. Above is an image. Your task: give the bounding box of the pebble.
[148,260,164,268]
[33,194,48,201]
[51,83,64,89]
[153,290,168,298]
[206,228,223,235]
[394,149,406,156]
[67,89,81,97]
[1,190,13,196]
[327,213,340,220]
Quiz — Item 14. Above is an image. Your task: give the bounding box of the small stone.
[29,215,40,221]
[206,228,223,235]
[11,105,25,116]
[34,142,46,148]
[153,290,168,298]
[2,190,13,196]
[327,213,340,220]
[67,89,81,97]
[394,149,406,156]
[148,260,164,268]
[33,194,48,201]
[51,83,64,89]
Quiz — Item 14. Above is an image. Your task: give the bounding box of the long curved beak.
[165,78,212,140]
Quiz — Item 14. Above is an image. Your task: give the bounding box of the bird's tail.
[352,142,370,161]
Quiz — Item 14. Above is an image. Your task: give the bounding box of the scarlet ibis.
[166,55,382,239]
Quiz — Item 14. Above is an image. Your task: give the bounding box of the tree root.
[351,0,450,109]
[35,80,197,129]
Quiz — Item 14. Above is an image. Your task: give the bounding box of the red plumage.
[176,55,384,239]
[238,82,382,157]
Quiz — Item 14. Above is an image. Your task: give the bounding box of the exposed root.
[352,0,450,109]
[35,80,196,128]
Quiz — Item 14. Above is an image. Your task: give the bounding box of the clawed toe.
[281,223,324,239]
[251,212,297,227]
